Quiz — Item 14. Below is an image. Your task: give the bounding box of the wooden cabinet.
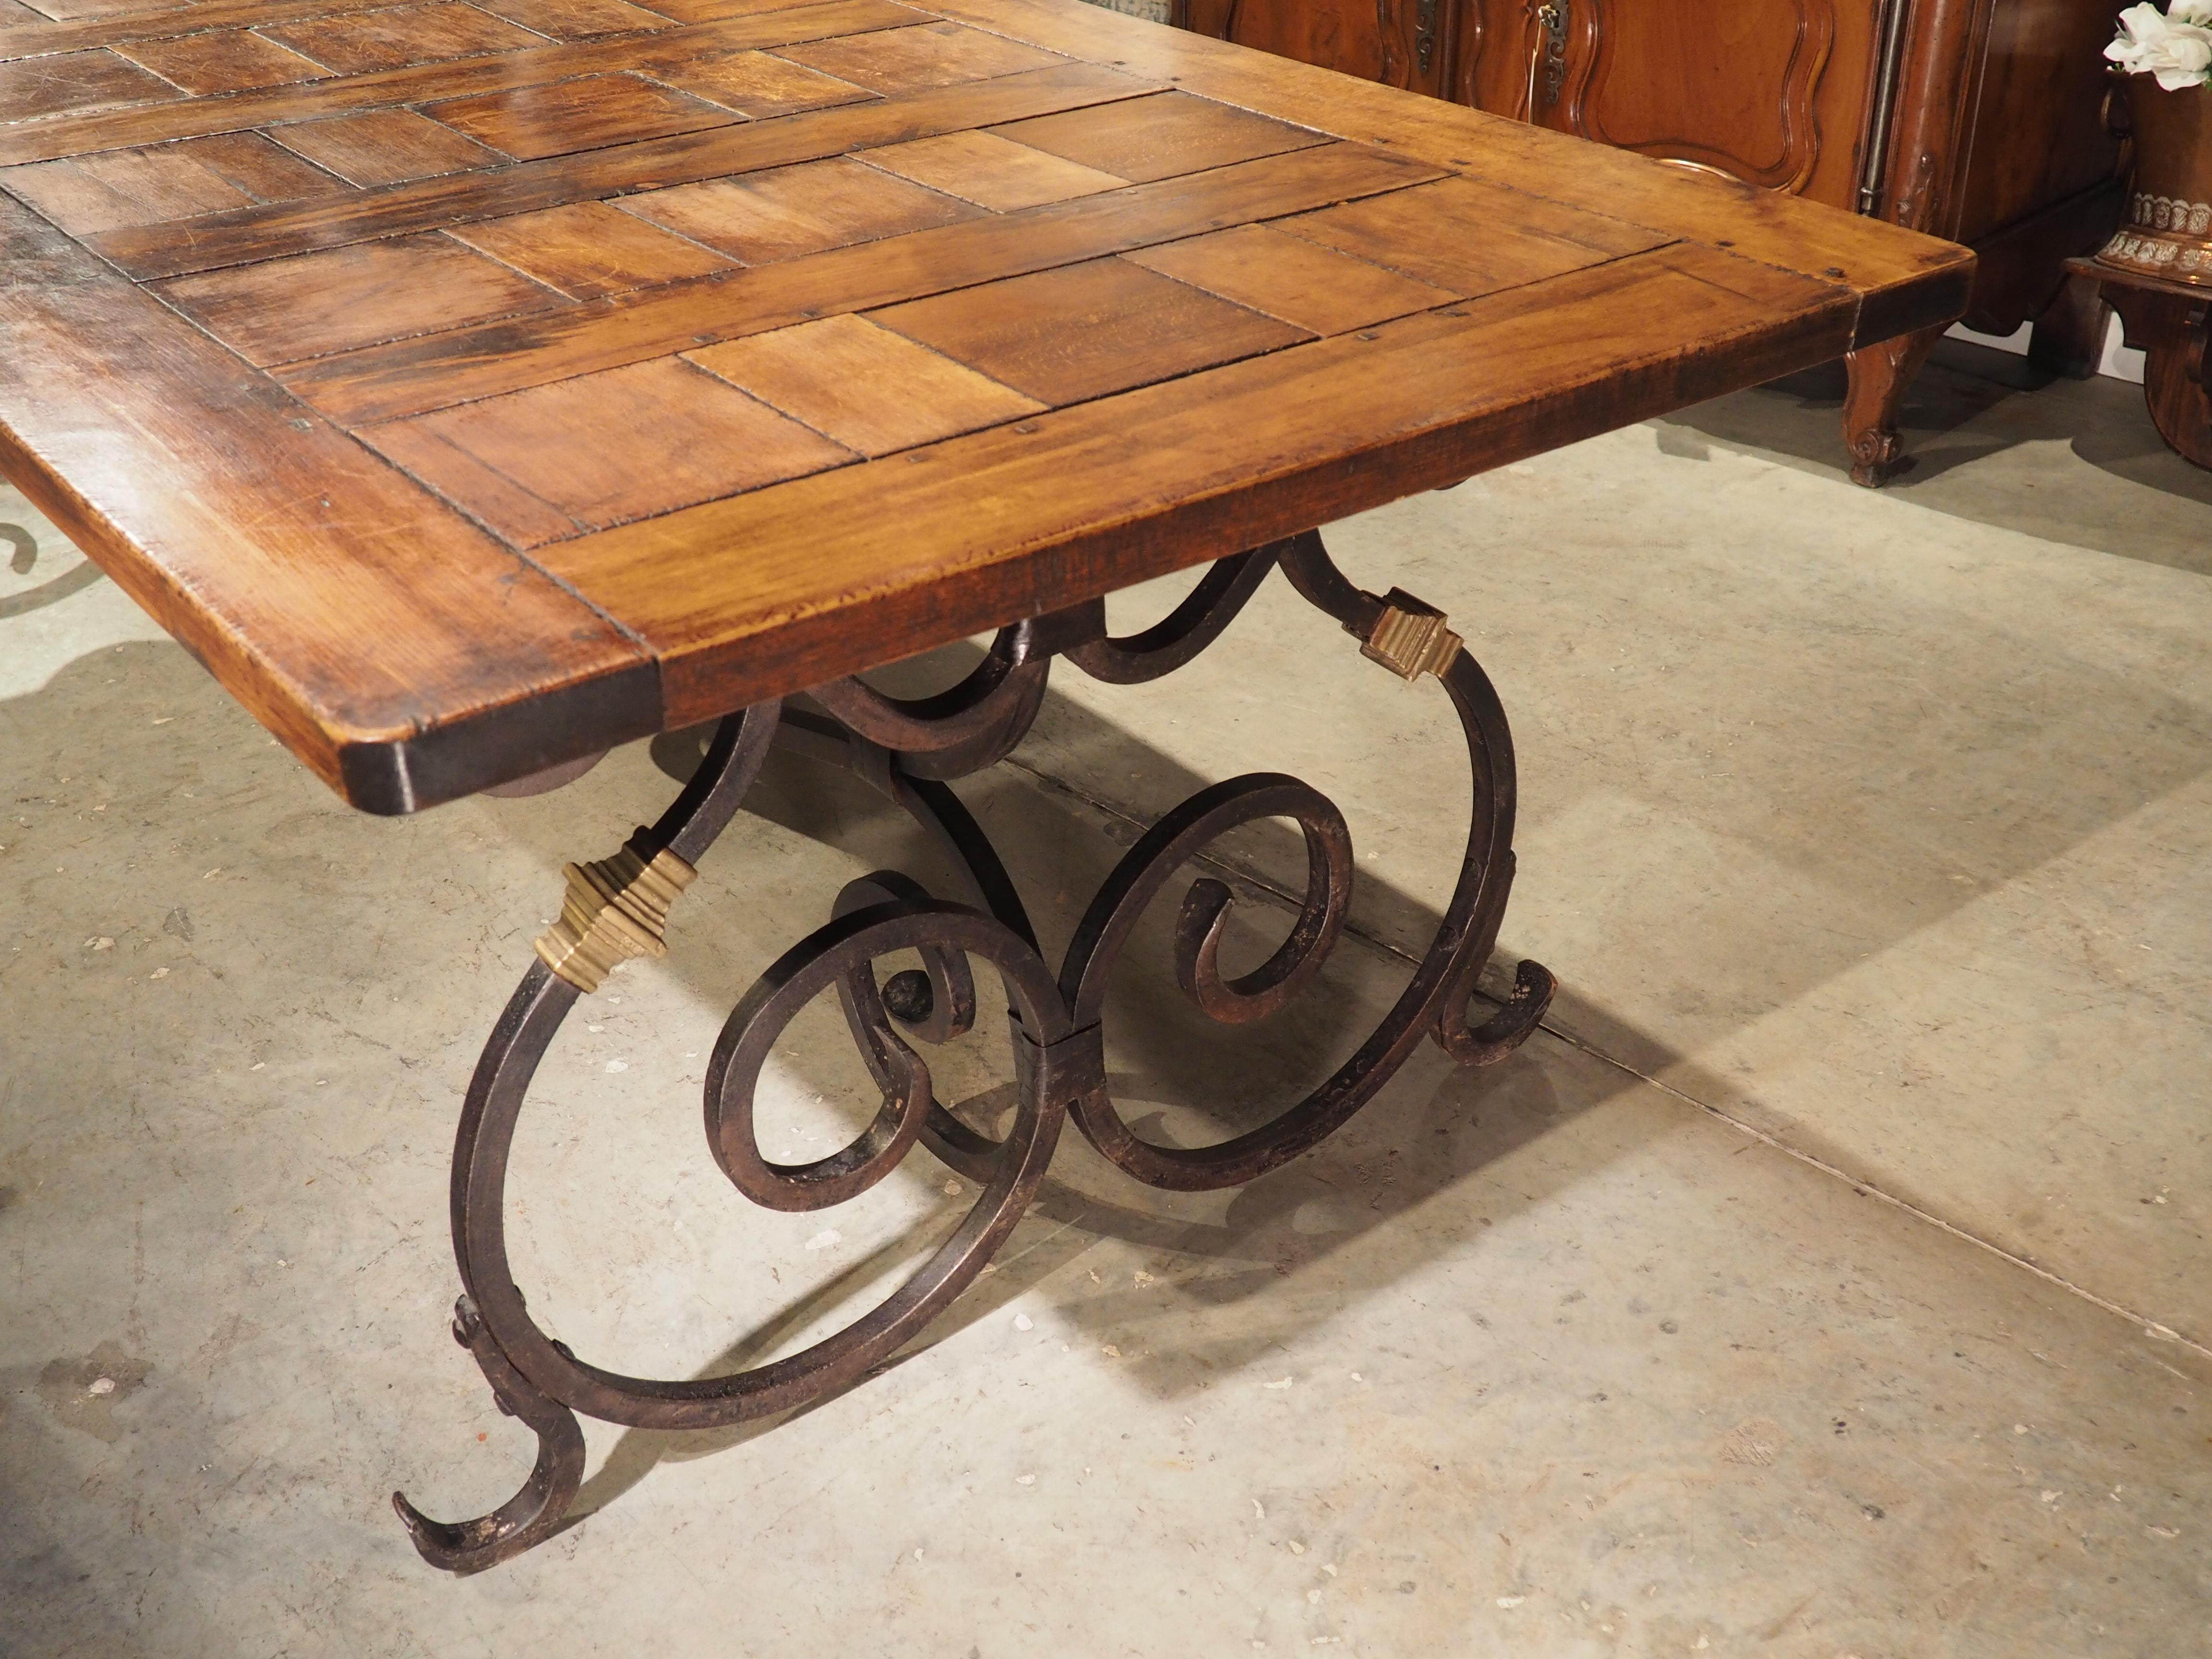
[1176,0,1457,97]
[1176,0,2128,483]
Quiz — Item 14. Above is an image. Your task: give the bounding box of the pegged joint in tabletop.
[0,0,1972,809]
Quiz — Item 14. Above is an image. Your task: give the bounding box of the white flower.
[2108,3,2212,90]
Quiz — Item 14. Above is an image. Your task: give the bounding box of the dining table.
[0,0,1973,1573]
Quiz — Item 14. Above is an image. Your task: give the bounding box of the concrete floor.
[4,339,2209,1655]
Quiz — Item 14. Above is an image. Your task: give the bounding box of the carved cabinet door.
[1481,0,1884,212]
[1177,0,1455,97]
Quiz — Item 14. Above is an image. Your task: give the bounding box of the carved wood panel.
[1178,0,1451,96]
[1554,0,1839,194]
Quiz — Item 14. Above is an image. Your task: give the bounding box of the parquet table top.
[0,0,1974,810]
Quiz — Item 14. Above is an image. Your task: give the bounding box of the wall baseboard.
[1945,315,2146,385]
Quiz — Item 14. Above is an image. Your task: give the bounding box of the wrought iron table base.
[394,529,1556,1572]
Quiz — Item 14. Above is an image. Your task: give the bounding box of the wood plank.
[357,414,580,546]
[774,18,1062,95]
[157,230,565,363]
[0,189,656,812]
[1122,221,1458,336]
[0,0,48,24]
[0,127,337,233]
[446,197,732,296]
[990,88,1326,183]
[870,253,1307,404]
[0,0,387,64]
[110,29,329,94]
[474,0,674,40]
[0,45,177,120]
[1274,175,1671,297]
[20,0,180,19]
[527,242,1859,723]
[266,106,506,183]
[358,355,855,545]
[645,0,857,17]
[623,41,871,115]
[256,1,547,74]
[19,0,176,20]
[858,126,1123,210]
[686,312,1041,453]
[276,138,1440,423]
[0,3,908,164]
[85,56,1140,276]
[618,151,982,261]
[0,0,403,63]
[425,69,737,159]
[928,0,1977,347]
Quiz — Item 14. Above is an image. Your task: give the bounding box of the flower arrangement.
[2107,3,2212,89]
[2097,0,2212,285]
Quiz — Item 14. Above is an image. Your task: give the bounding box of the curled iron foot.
[393,1295,586,1575]
[1435,958,1557,1068]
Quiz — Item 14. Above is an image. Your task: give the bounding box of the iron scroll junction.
[395,529,1557,1572]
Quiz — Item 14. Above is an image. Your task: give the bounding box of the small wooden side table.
[2068,257,2212,470]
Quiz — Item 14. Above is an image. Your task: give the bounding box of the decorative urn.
[2099,3,2212,285]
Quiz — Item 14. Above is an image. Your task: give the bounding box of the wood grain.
[85,57,1145,277]
[989,87,1326,183]
[775,17,1062,94]
[626,42,871,114]
[111,28,329,93]
[871,253,1307,403]
[0,0,412,64]
[360,354,855,544]
[157,230,565,362]
[858,126,1124,209]
[276,140,1440,423]
[256,1,547,74]
[426,70,738,159]
[535,242,1860,722]
[0,0,1975,812]
[1123,221,1458,335]
[19,0,186,20]
[266,106,507,184]
[0,128,337,234]
[476,0,674,40]
[686,311,1042,454]
[930,0,1975,345]
[619,151,980,261]
[23,0,199,23]
[0,45,177,119]
[0,4,914,165]
[447,197,733,295]
[643,0,861,18]
[1275,173,1669,296]
[0,190,655,811]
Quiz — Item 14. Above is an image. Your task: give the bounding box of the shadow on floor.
[6,536,2204,1548]
[1663,337,2212,574]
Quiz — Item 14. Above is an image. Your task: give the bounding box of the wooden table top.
[0,0,1972,812]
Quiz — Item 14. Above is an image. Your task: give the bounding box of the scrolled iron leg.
[397,530,1557,1571]
[393,1294,586,1573]
[398,706,781,1573]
